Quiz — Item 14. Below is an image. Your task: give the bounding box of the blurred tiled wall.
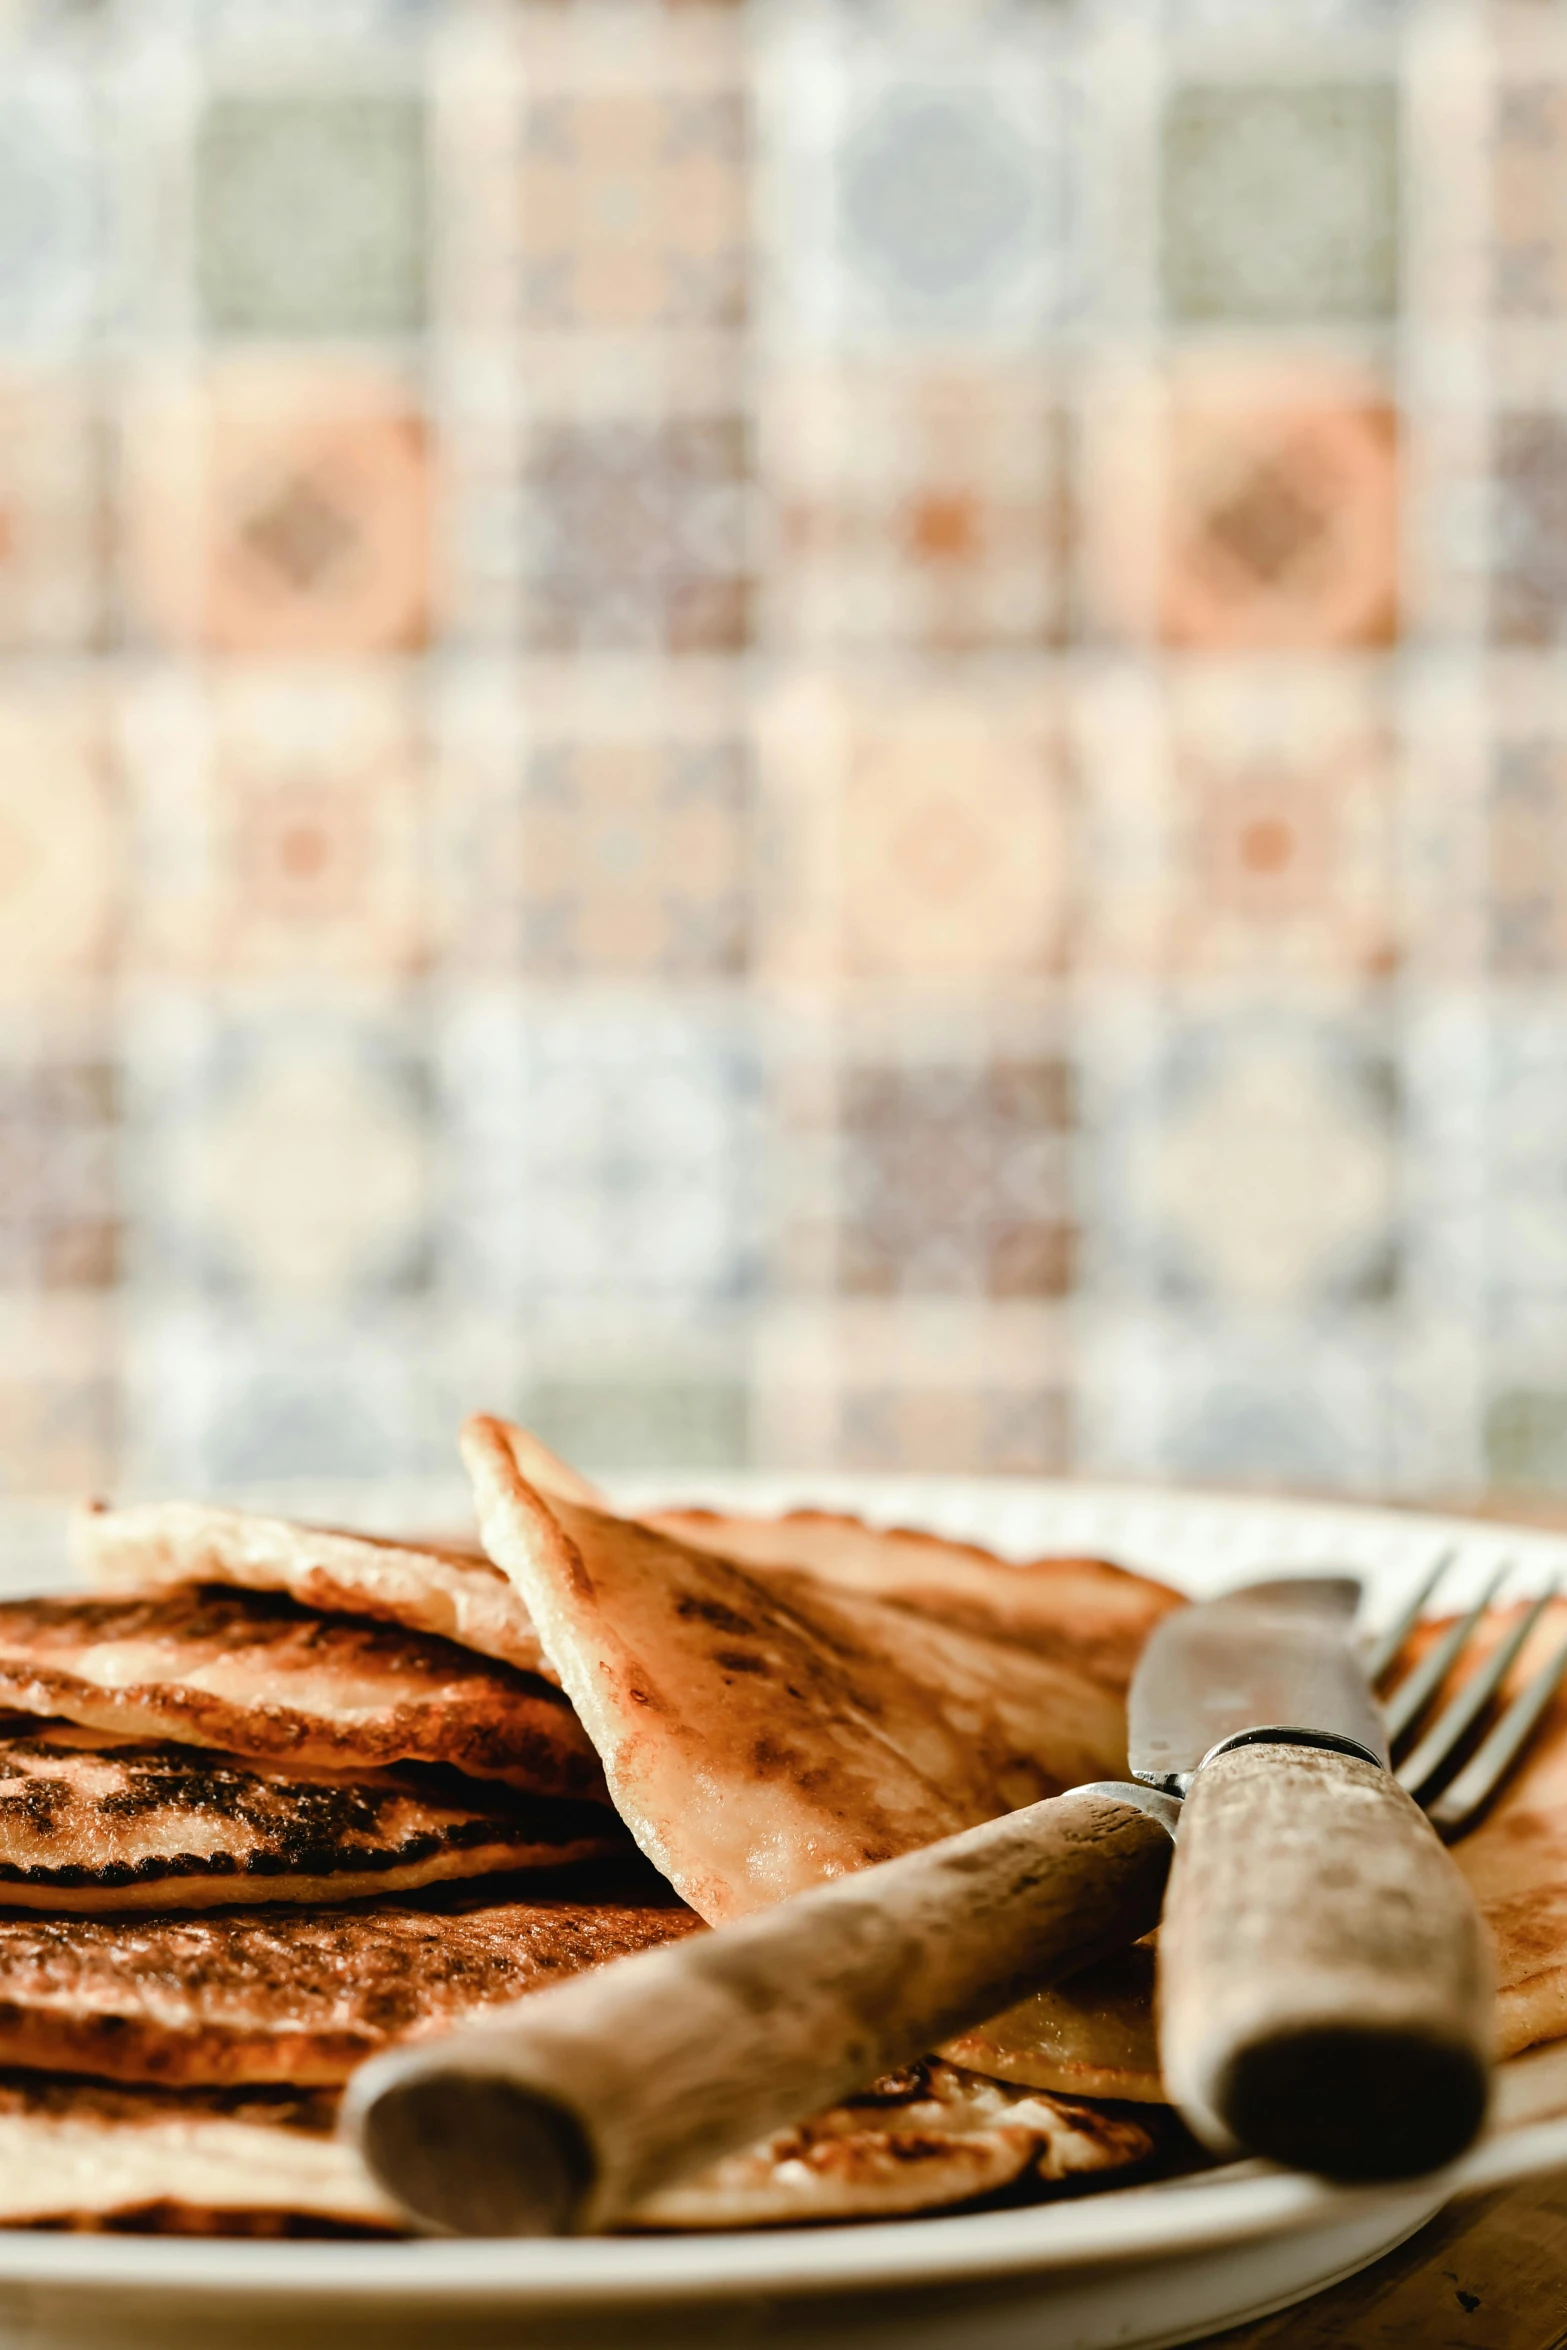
[1,0,1563,1503]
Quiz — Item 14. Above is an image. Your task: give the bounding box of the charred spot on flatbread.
[0,1586,606,1803]
[0,1724,625,1910]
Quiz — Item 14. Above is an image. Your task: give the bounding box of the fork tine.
[1362,1549,1456,1686]
[1397,1577,1562,1802]
[1384,1563,1511,1748]
[1425,1620,1567,1842]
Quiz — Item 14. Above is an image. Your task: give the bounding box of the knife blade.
[1136,1575,1492,2181]
[1129,1575,1387,1788]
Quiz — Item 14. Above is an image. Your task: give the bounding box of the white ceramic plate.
[2,1475,1567,2350]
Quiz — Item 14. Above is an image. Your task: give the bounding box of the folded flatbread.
[647,1507,1182,1696]
[0,1724,623,1910]
[0,2061,1156,2236]
[73,1500,550,1682]
[0,1889,699,2086]
[482,1423,1183,1698]
[461,1417,1129,1923]
[0,1588,605,1802]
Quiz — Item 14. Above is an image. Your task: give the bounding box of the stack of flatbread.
[0,1418,1193,2233]
[9,1419,1563,2234]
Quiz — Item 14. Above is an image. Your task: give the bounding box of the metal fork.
[1363,1550,1567,1840]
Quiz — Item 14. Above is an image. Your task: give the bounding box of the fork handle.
[1159,1741,1492,2180]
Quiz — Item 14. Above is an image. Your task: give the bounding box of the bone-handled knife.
[347,1576,1490,2236]
[1133,1575,1492,2181]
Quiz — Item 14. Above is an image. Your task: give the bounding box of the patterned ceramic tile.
[519,731,751,979]
[760,10,1072,348]
[763,364,1069,650]
[1162,83,1399,322]
[0,1052,117,1289]
[0,78,96,344]
[759,677,1071,982]
[753,1301,1074,1474]
[1091,1011,1400,1314]
[122,670,427,981]
[1491,81,1567,314]
[1162,378,1399,649]
[197,94,426,338]
[124,998,430,1310]
[122,1305,445,1494]
[1485,1010,1567,1314]
[0,0,1556,1506]
[1160,670,1397,978]
[521,416,749,651]
[1491,415,1567,645]
[0,685,115,993]
[1485,1385,1567,1493]
[434,997,758,1310]
[0,367,99,646]
[837,1058,1075,1298]
[521,88,747,331]
[0,1300,115,1499]
[833,1380,1071,1474]
[431,668,751,979]
[1088,1316,1396,1494]
[524,1376,749,1471]
[1165,0,1402,23]
[1488,721,1567,975]
[125,366,430,652]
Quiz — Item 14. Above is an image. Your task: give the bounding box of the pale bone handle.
[347,1784,1176,2236]
[1158,1742,1493,2181]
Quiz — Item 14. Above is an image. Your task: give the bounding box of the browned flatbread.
[0,2075,400,2234]
[0,1889,700,2086]
[0,1723,623,1910]
[0,2060,1156,2236]
[461,1416,1129,1924]
[488,1422,1181,1697]
[631,2060,1158,2230]
[1437,1598,1567,2060]
[0,1587,606,1804]
[941,1945,1164,2104]
[647,1507,1183,1696]
[73,1500,550,1682]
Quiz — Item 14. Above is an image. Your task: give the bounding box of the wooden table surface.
[1193,2168,1567,2346]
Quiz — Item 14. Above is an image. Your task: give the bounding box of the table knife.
[347,1575,1490,2235]
[1133,1574,1491,2180]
